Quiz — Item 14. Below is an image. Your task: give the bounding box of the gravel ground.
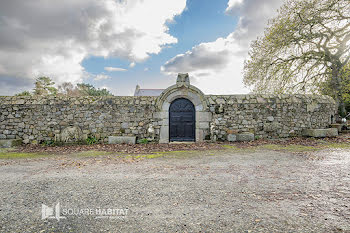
[0,147,350,232]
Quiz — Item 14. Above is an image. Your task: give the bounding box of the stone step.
[236,133,255,142]
[302,128,338,138]
[169,142,195,144]
[227,133,255,142]
[0,139,22,148]
[108,136,136,145]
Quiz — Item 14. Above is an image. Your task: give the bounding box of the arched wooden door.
[169,98,195,142]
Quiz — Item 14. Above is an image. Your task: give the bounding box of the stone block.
[330,124,342,133]
[196,112,212,122]
[159,126,169,143]
[264,122,282,132]
[227,129,238,134]
[0,139,22,148]
[196,129,205,142]
[161,102,170,111]
[195,104,203,111]
[198,122,209,129]
[153,111,167,119]
[302,128,338,138]
[121,122,129,129]
[267,116,274,122]
[108,136,136,145]
[227,134,237,142]
[216,98,225,104]
[161,118,169,126]
[236,133,254,142]
[307,102,319,112]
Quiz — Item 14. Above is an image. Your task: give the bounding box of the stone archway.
[155,73,212,143]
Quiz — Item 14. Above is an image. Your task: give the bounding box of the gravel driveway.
[0,147,350,232]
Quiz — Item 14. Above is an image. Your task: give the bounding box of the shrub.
[86,135,97,145]
[138,138,149,144]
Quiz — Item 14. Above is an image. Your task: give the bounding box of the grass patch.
[0,148,200,160]
[0,151,47,159]
[222,144,257,153]
[73,151,115,157]
[259,143,350,152]
[0,149,115,159]
[125,153,168,160]
[222,145,237,149]
[223,143,321,153]
[259,144,320,152]
[126,150,199,160]
[222,143,320,153]
[323,143,350,149]
[222,141,350,153]
[143,153,169,159]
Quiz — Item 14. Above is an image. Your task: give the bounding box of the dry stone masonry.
[0,74,336,144]
[206,94,336,140]
[0,96,158,144]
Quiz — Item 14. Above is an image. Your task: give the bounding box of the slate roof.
[134,86,164,96]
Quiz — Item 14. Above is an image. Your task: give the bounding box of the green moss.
[222,143,320,153]
[0,151,47,159]
[123,153,167,160]
[73,151,115,157]
[259,144,320,152]
[323,143,350,149]
[222,140,348,153]
[222,145,257,153]
[0,149,115,159]
[161,150,189,154]
[222,145,237,149]
[123,150,199,160]
[2,141,347,160]
[258,143,350,152]
[144,153,168,159]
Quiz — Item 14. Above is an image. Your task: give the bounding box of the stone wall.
[0,93,336,144]
[0,96,159,144]
[207,94,336,140]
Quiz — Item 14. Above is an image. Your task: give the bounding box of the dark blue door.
[169,98,195,142]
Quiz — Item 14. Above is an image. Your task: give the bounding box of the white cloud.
[144,67,149,71]
[0,0,187,94]
[162,38,233,74]
[161,0,283,94]
[129,62,136,68]
[104,67,127,72]
[94,74,111,81]
[226,0,244,13]
[162,35,247,94]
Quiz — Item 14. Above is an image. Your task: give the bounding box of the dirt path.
[0,147,350,232]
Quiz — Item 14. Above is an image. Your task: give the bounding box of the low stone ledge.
[108,136,136,145]
[0,139,22,148]
[227,134,237,142]
[330,124,342,133]
[236,133,254,142]
[302,128,338,138]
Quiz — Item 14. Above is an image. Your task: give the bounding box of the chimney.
[134,84,140,96]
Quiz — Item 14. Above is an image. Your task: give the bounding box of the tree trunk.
[338,98,346,118]
[332,65,347,118]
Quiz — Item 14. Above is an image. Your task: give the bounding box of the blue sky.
[0,0,282,96]
[83,0,239,95]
